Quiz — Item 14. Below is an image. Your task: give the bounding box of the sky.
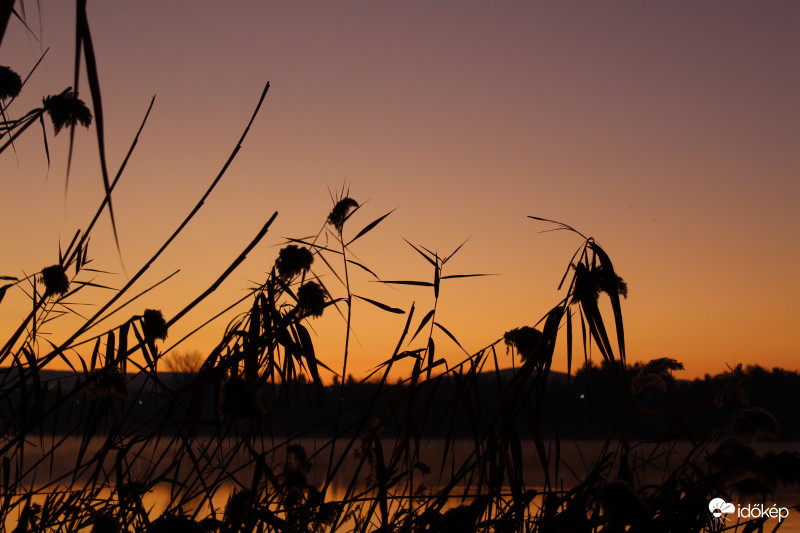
[1,1,799,381]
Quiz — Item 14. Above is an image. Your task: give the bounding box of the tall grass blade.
[0,1,13,47]
[382,280,433,287]
[403,239,437,267]
[426,337,435,379]
[346,259,381,280]
[439,273,493,280]
[67,96,156,270]
[75,0,122,257]
[443,237,469,264]
[353,294,404,314]
[42,84,270,366]
[409,309,435,343]
[346,208,396,246]
[433,260,440,299]
[38,114,49,166]
[391,303,415,357]
[433,321,467,354]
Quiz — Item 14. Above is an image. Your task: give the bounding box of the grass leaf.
[409,309,435,343]
[403,239,437,267]
[346,208,396,246]
[353,294,404,314]
[439,273,494,280]
[382,280,434,287]
[443,237,469,265]
[434,321,467,353]
[433,261,440,299]
[346,259,382,280]
[76,0,122,258]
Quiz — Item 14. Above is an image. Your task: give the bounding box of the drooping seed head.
[41,264,70,297]
[571,263,628,305]
[142,309,168,341]
[327,197,359,233]
[296,281,327,318]
[276,245,314,280]
[632,357,684,394]
[86,368,129,400]
[42,88,92,135]
[503,326,543,362]
[729,407,780,440]
[0,66,22,99]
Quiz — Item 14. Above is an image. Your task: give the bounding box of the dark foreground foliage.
[2,5,799,532]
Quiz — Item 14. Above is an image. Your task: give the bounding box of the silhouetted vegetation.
[5,363,800,443]
[2,3,799,532]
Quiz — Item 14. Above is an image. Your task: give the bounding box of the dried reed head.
[0,65,22,99]
[86,368,129,400]
[142,309,168,341]
[42,88,92,134]
[632,357,684,394]
[327,197,358,233]
[40,264,69,297]
[503,326,543,362]
[276,245,314,280]
[297,281,327,318]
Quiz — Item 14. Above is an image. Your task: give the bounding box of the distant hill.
[2,364,796,439]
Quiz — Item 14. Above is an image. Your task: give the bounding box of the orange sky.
[2,2,799,381]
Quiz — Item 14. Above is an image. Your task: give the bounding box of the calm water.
[9,437,800,531]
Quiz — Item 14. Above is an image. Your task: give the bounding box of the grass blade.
[353,294,404,314]
[346,208,396,246]
[409,309,435,343]
[76,0,122,257]
[439,273,494,280]
[382,280,433,287]
[434,321,467,354]
[403,239,437,267]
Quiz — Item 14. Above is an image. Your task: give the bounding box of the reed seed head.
[571,263,628,305]
[276,244,314,279]
[284,486,305,510]
[288,444,311,473]
[142,309,168,341]
[224,489,253,527]
[730,407,780,440]
[632,357,684,394]
[86,368,129,400]
[42,88,92,135]
[0,66,22,99]
[41,264,70,297]
[714,363,749,407]
[297,281,327,318]
[327,197,358,233]
[503,326,543,362]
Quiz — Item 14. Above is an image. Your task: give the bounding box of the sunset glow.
[2,2,799,380]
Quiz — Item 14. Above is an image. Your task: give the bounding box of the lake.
[7,436,800,531]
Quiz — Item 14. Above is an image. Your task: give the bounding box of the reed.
[1,4,798,532]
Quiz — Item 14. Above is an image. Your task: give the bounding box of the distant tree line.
[1,362,797,441]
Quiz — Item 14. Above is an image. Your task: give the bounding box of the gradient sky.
[2,1,799,380]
